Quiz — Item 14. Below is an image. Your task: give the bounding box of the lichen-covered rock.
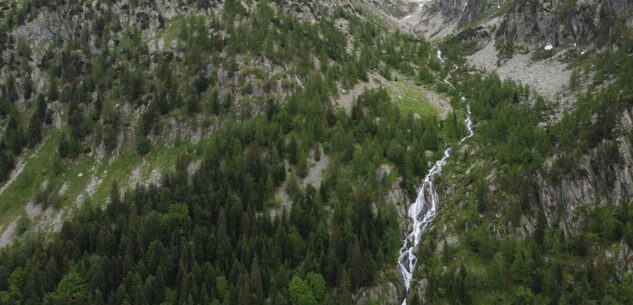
[354,277,402,305]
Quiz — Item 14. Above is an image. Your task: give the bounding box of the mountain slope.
[0,1,460,304]
[379,0,633,106]
[0,0,632,305]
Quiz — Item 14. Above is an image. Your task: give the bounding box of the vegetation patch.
[0,134,61,225]
[387,81,439,118]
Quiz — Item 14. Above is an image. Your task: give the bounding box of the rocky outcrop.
[497,0,633,51]
[538,110,633,237]
[400,0,632,48]
[429,0,489,28]
[400,0,496,39]
[354,272,402,305]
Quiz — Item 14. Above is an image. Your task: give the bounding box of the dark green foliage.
[0,82,427,305]
[27,95,47,147]
[46,271,89,304]
[2,74,18,101]
[0,147,15,183]
[136,137,151,155]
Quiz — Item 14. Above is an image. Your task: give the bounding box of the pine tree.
[455,263,471,305]
[27,95,46,147]
[237,273,251,305]
[48,77,59,101]
[109,181,122,216]
[22,73,33,100]
[535,213,547,247]
[347,237,363,289]
[250,256,264,302]
[337,269,352,304]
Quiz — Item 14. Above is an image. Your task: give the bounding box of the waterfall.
[397,50,474,305]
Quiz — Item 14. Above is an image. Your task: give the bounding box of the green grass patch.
[162,15,188,43]
[89,141,193,205]
[0,131,208,229]
[0,133,60,225]
[387,82,439,118]
[89,154,141,206]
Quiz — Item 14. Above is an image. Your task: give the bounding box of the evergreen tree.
[250,257,264,302]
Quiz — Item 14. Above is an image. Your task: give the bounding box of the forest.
[0,0,633,304]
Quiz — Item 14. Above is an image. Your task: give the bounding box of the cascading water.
[397,50,474,305]
[461,98,474,143]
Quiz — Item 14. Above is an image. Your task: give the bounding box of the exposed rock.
[0,152,30,196]
[616,241,633,278]
[40,178,50,192]
[402,0,633,49]
[337,73,390,113]
[377,164,394,182]
[467,38,572,104]
[0,220,17,247]
[501,0,633,51]
[422,86,452,119]
[537,112,633,236]
[58,182,69,196]
[386,177,408,221]
[187,160,202,176]
[414,278,428,304]
[85,175,103,198]
[446,235,459,246]
[25,201,42,219]
[515,215,536,240]
[354,276,401,305]
[271,160,293,219]
[303,148,330,189]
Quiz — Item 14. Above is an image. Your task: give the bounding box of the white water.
[436,50,445,64]
[398,50,474,305]
[460,97,474,143]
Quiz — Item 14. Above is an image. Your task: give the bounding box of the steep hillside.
[407,55,633,304]
[0,1,462,304]
[377,1,633,304]
[0,0,401,241]
[379,0,633,106]
[0,0,632,305]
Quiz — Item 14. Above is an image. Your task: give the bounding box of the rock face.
[428,0,488,28]
[500,0,633,51]
[354,275,402,305]
[537,111,633,237]
[404,0,495,40]
[407,0,633,49]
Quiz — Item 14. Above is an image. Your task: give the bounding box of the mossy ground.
[388,81,439,118]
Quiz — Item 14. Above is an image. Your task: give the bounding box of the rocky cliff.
[499,0,633,52]
[400,0,633,48]
[538,109,633,237]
